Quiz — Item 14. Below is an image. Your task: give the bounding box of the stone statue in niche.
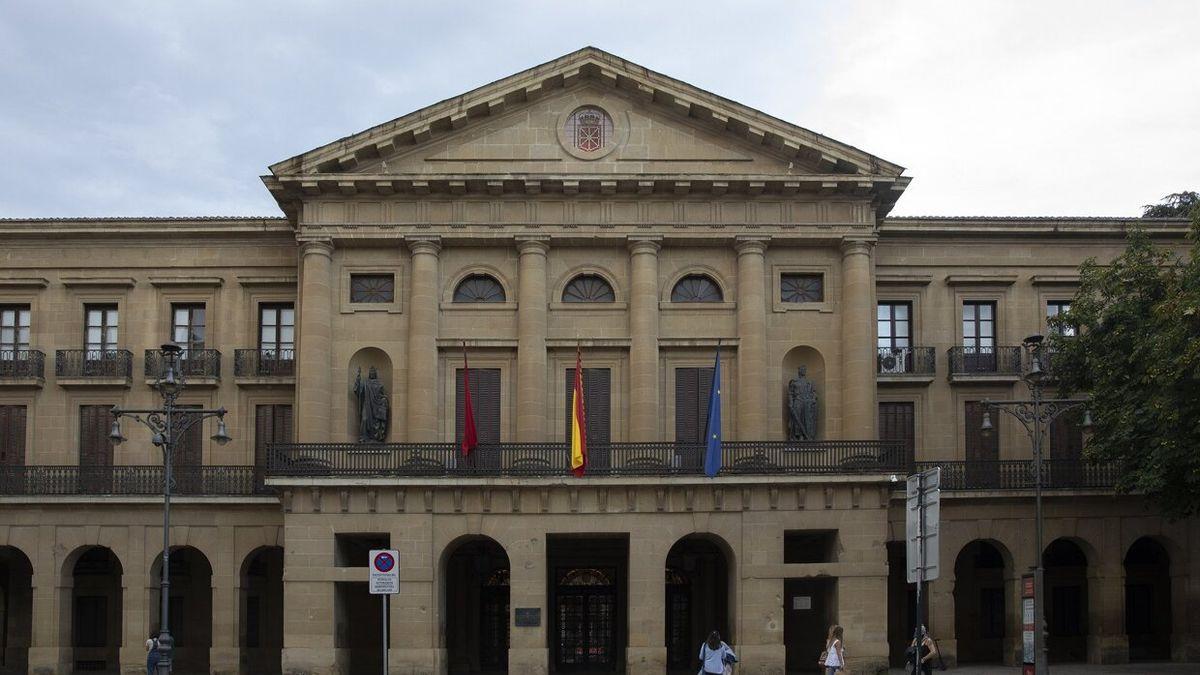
[354,366,389,443]
[787,366,818,441]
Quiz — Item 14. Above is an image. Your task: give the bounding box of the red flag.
[461,343,478,456]
[570,343,587,477]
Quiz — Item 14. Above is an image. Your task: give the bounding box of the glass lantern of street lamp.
[108,419,126,445]
[211,418,232,446]
[980,409,994,436]
[157,343,183,394]
[1023,334,1046,385]
[1081,409,1094,431]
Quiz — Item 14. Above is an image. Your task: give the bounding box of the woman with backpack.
[698,630,737,675]
[820,624,845,674]
[907,625,940,675]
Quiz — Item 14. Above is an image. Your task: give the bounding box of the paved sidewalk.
[887,665,1199,674]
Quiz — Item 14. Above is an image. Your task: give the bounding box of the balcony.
[145,348,221,386]
[55,349,133,386]
[912,460,1118,491]
[266,440,906,479]
[0,349,46,387]
[876,347,936,384]
[0,465,271,496]
[234,349,295,385]
[947,346,1023,383]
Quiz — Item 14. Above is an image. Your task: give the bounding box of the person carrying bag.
[698,630,738,675]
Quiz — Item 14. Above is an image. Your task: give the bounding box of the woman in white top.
[822,624,845,674]
[698,630,737,674]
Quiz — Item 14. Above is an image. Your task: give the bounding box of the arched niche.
[781,346,826,440]
[348,347,393,442]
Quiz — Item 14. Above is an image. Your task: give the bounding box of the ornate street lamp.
[981,334,1092,674]
[109,343,230,674]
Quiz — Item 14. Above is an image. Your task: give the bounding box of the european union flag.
[703,345,722,477]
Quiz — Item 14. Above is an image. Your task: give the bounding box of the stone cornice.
[0,277,50,289]
[148,276,224,288]
[880,216,1191,238]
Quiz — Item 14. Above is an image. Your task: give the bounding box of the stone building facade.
[0,47,1196,675]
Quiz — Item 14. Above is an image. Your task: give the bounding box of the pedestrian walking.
[698,630,737,675]
[906,625,940,674]
[145,633,161,675]
[819,624,845,674]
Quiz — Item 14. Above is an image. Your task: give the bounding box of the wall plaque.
[515,607,541,627]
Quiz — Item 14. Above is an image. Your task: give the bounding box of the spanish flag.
[570,344,587,477]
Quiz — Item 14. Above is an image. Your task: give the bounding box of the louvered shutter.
[675,368,698,443]
[457,368,501,444]
[174,405,203,468]
[879,402,915,466]
[79,405,114,467]
[0,405,27,466]
[965,401,998,488]
[255,404,292,488]
[565,368,611,468]
[1049,410,1083,487]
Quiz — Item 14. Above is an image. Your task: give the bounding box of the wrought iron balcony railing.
[876,347,936,376]
[144,348,221,379]
[912,460,1118,490]
[267,440,907,478]
[234,349,295,377]
[947,346,1023,376]
[55,349,133,379]
[0,465,270,496]
[0,349,46,379]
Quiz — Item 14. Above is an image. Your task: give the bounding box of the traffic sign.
[369,549,399,595]
[906,467,941,583]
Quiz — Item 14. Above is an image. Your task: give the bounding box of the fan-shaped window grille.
[558,568,613,586]
[350,274,395,303]
[781,273,824,303]
[670,275,723,303]
[562,275,615,303]
[484,569,510,587]
[665,567,688,585]
[453,275,506,303]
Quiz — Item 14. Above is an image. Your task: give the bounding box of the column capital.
[298,238,334,258]
[840,237,876,257]
[515,236,551,255]
[734,235,770,256]
[406,236,442,256]
[627,236,662,255]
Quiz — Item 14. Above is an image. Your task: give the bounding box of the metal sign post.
[369,549,400,675]
[906,467,941,673]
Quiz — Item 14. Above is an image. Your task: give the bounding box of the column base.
[508,647,549,675]
[209,646,241,675]
[734,644,784,675]
[936,637,958,668]
[625,646,666,674]
[1088,633,1130,664]
[283,646,341,675]
[389,647,443,674]
[1003,636,1022,666]
[119,645,151,675]
[27,647,70,675]
[1173,632,1200,662]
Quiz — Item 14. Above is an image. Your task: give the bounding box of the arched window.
[671,274,723,303]
[558,568,613,586]
[453,274,506,303]
[562,274,615,303]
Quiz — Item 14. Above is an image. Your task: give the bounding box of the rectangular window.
[0,305,31,354]
[674,367,714,446]
[456,368,501,445]
[84,304,118,354]
[79,404,115,492]
[171,303,206,351]
[964,401,999,488]
[565,368,612,459]
[962,301,996,371]
[0,405,28,467]
[877,302,912,349]
[254,404,293,488]
[349,274,395,303]
[258,304,295,356]
[879,401,915,466]
[1047,300,1075,336]
[780,273,824,303]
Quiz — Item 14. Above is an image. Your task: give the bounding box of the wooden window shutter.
[674,368,713,444]
[564,368,611,447]
[0,405,27,466]
[457,368,501,444]
[255,404,293,469]
[1049,412,1083,461]
[965,401,999,488]
[879,402,915,465]
[79,405,114,467]
[174,405,203,468]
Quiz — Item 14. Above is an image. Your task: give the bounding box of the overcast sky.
[1,1,1197,219]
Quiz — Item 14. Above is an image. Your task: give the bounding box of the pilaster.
[515,237,550,442]
[1087,566,1129,663]
[839,238,877,439]
[735,236,769,439]
[406,236,442,442]
[505,532,549,675]
[627,236,661,441]
[625,532,669,674]
[296,238,335,442]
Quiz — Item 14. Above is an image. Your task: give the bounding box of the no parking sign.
[369,549,399,595]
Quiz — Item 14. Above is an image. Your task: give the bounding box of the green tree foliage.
[1141,191,1199,218]
[1049,207,1200,518]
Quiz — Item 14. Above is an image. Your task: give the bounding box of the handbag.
[818,649,827,667]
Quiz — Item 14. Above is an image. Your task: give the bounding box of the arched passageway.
[240,546,284,675]
[665,536,732,674]
[953,540,1008,664]
[1125,537,1172,661]
[151,546,213,675]
[444,537,510,674]
[1044,539,1088,663]
[0,546,32,675]
[69,547,123,673]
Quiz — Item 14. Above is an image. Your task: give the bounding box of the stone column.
[296,239,335,442]
[27,571,69,674]
[406,237,442,442]
[516,237,550,442]
[626,531,668,674]
[627,237,661,441]
[210,538,239,675]
[1087,566,1129,663]
[840,238,877,439]
[506,532,548,674]
[735,237,769,439]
